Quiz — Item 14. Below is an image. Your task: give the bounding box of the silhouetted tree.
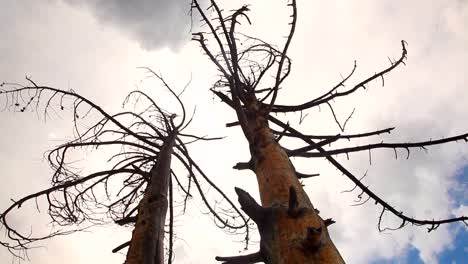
[0,70,248,263]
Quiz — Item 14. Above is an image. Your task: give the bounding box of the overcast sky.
[0,0,467,263]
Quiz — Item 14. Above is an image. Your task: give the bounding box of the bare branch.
[292,133,468,158]
[269,41,408,112]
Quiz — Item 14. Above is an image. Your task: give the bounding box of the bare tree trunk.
[218,100,345,263]
[125,132,177,264]
[245,103,345,264]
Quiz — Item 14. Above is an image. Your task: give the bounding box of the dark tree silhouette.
[0,70,249,263]
[1,0,467,263]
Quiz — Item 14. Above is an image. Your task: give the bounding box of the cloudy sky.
[1,0,467,263]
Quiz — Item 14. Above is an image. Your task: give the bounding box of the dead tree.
[190,0,467,263]
[0,70,249,263]
[1,1,467,263]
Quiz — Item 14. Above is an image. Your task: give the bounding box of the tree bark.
[242,102,345,263]
[124,132,177,264]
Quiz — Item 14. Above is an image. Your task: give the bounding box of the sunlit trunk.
[124,133,176,264]
[246,103,345,263]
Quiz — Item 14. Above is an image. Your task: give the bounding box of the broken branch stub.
[219,187,343,264]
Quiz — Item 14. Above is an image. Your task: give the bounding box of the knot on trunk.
[302,226,323,252]
[216,186,333,263]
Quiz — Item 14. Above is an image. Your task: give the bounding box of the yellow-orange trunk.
[248,107,345,264]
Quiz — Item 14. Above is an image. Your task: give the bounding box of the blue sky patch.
[437,227,467,264]
[370,246,424,264]
[450,165,468,209]
[370,166,467,264]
